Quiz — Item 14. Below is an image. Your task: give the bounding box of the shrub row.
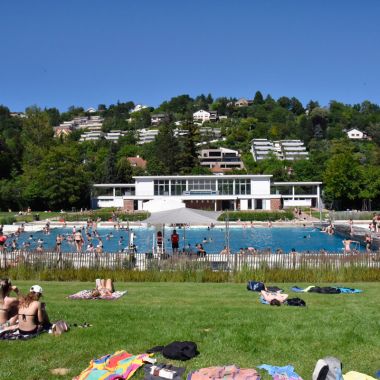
[60,210,150,222]
[0,216,16,225]
[218,210,294,222]
[2,265,379,283]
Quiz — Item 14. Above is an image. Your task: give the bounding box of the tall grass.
[2,264,379,283]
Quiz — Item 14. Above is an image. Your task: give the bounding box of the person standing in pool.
[74,230,84,252]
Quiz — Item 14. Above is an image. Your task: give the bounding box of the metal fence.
[1,250,380,271]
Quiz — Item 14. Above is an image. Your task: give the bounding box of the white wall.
[142,198,185,212]
[97,197,124,208]
[136,179,154,196]
[240,199,248,210]
[251,178,271,195]
[283,199,311,207]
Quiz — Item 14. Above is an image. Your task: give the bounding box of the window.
[235,179,251,195]
[255,199,263,210]
[171,180,186,195]
[154,180,169,195]
[218,179,234,195]
[188,179,216,191]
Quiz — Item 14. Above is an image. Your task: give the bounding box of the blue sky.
[1,0,380,111]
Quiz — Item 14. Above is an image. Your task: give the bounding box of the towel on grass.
[187,365,260,380]
[74,351,151,380]
[0,328,46,341]
[258,364,302,380]
[69,290,127,300]
[291,286,362,294]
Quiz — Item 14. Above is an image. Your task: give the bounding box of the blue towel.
[258,364,302,379]
[336,287,362,294]
[291,286,305,293]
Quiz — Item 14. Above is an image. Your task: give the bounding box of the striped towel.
[68,290,127,300]
[75,351,151,380]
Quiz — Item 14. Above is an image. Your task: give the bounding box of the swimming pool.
[9,226,356,253]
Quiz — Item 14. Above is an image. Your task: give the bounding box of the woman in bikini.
[0,278,19,330]
[17,285,50,335]
[91,279,115,297]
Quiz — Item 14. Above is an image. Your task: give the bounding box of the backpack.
[312,357,343,380]
[162,341,199,361]
[247,281,265,292]
[286,297,306,307]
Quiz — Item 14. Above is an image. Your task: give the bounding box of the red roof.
[127,156,147,169]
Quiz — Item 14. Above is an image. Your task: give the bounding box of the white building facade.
[92,175,321,213]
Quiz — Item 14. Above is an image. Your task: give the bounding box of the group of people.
[0,279,50,336]
[0,277,116,335]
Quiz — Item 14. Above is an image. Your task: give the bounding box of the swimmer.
[342,239,359,254]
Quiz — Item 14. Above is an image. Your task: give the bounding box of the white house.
[346,128,367,140]
[193,110,218,124]
[92,175,322,212]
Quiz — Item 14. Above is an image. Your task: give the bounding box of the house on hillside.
[127,156,147,170]
[131,104,148,113]
[193,110,218,124]
[235,98,253,107]
[346,128,368,140]
[198,147,245,172]
[151,113,169,125]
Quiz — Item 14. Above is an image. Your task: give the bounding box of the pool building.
[92,175,322,213]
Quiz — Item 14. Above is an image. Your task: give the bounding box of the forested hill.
[1,91,380,211]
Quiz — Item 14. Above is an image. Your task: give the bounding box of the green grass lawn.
[1,281,379,380]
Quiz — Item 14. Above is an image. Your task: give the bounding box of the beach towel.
[258,364,302,380]
[74,351,151,380]
[343,372,377,380]
[69,290,127,300]
[0,328,46,341]
[187,365,260,380]
[291,286,362,294]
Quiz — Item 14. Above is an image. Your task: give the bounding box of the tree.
[177,123,199,173]
[323,145,362,209]
[253,91,264,105]
[115,157,133,183]
[21,106,54,165]
[20,145,89,209]
[151,124,180,174]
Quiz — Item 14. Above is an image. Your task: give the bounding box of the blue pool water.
[10,226,357,253]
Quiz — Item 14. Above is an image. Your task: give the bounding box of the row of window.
[153,179,251,196]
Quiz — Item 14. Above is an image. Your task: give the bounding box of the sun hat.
[30,285,43,294]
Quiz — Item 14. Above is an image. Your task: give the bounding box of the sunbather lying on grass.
[91,279,115,298]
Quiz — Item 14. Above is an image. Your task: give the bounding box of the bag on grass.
[247,281,265,292]
[286,297,306,307]
[162,341,199,361]
[312,356,343,380]
[52,320,69,336]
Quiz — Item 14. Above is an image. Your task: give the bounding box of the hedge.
[218,210,294,222]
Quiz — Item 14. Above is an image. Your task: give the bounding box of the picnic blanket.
[0,328,46,341]
[74,351,151,380]
[258,364,303,380]
[291,286,362,294]
[69,290,127,300]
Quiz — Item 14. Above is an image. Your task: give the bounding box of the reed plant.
[2,264,379,283]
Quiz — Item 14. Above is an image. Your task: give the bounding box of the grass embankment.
[1,281,379,380]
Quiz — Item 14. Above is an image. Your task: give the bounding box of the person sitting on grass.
[0,278,19,331]
[91,279,115,298]
[17,285,50,335]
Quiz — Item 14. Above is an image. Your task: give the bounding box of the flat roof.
[133,175,272,180]
[93,184,135,187]
[273,181,322,186]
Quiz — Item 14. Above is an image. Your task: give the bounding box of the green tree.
[253,91,264,105]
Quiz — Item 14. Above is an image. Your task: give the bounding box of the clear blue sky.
[1,0,379,111]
